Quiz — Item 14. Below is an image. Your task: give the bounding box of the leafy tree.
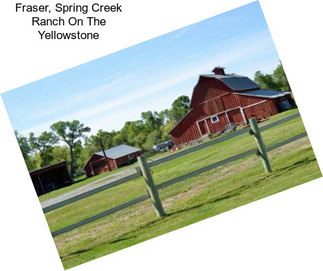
[120,121,144,145]
[254,62,291,91]
[158,109,171,125]
[97,130,117,147]
[50,120,90,176]
[29,131,58,167]
[160,119,177,141]
[15,131,36,170]
[170,95,190,121]
[15,131,30,159]
[134,132,146,148]
[273,63,291,91]
[51,146,70,164]
[142,130,161,150]
[254,71,279,90]
[141,111,163,132]
[112,133,124,146]
[85,130,115,151]
[73,141,84,175]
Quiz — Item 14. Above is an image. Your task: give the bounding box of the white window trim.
[210,114,219,123]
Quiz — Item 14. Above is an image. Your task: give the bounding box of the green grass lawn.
[42,108,322,269]
[45,113,305,232]
[54,136,321,269]
[39,108,300,203]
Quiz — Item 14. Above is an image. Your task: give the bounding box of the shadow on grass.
[167,156,317,217]
[60,156,317,260]
[60,219,162,260]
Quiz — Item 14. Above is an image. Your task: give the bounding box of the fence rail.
[43,112,300,214]
[51,131,307,237]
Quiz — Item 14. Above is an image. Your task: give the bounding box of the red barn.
[83,144,142,177]
[169,66,294,146]
[30,161,73,196]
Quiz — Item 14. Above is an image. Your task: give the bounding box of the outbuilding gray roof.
[237,89,290,98]
[202,73,260,91]
[96,144,141,159]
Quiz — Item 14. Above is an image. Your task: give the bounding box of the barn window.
[211,115,219,123]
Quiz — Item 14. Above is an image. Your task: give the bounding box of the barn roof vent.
[212,66,225,75]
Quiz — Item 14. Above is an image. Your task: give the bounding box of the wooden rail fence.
[44,113,300,213]
[46,113,305,237]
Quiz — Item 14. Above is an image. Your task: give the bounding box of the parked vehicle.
[153,140,174,152]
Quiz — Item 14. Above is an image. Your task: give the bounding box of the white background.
[0,0,322,270]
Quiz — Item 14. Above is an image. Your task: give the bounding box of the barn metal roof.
[96,144,141,159]
[237,89,291,98]
[202,74,260,91]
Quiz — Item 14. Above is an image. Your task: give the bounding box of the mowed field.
[45,109,321,269]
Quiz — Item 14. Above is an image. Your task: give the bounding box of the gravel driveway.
[40,167,137,209]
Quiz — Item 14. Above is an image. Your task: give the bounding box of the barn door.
[227,108,244,125]
[198,120,209,135]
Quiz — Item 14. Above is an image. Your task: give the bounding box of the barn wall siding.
[191,77,232,108]
[206,113,228,133]
[171,109,204,145]
[227,108,244,124]
[84,155,117,177]
[243,102,272,120]
[116,151,142,167]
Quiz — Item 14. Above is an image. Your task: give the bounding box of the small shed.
[83,144,142,177]
[29,161,73,196]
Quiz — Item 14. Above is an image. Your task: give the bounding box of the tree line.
[254,62,291,92]
[16,95,190,176]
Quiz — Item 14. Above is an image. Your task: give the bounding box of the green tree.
[254,62,291,91]
[121,121,141,145]
[112,132,124,146]
[29,131,58,167]
[273,63,291,91]
[141,111,163,133]
[85,129,115,150]
[51,145,70,164]
[170,95,190,121]
[73,141,84,175]
[142,130,161,150]
[15,131,36,170]
[50,120,90,176]
[158,109,171,124]
[134,132,146,148]
[160,119,177,141]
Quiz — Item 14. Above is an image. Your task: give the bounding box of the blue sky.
[1,1,280,136]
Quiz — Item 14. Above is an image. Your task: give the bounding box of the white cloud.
[162,23,197,45]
